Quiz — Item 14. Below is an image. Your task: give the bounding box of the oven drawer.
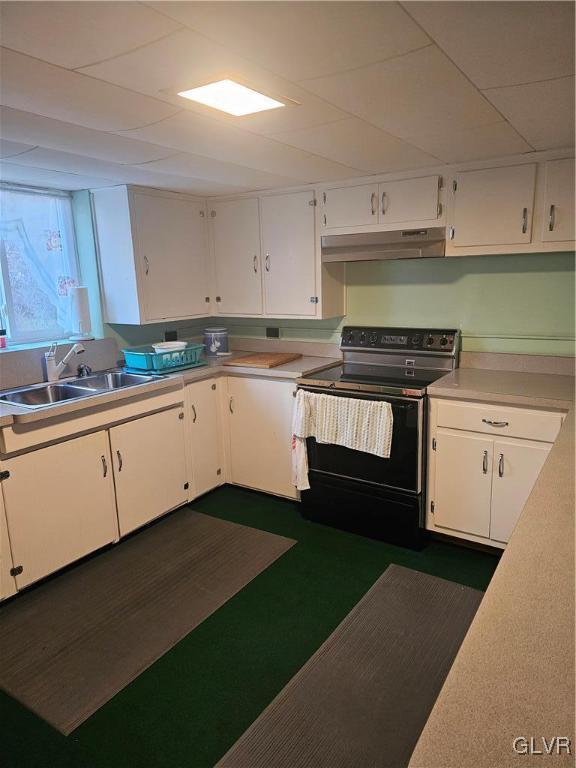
[436,400,563,443]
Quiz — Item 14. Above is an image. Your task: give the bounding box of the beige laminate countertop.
[0,355,340,428]
[428,367,574,410]
[411,370,575,768]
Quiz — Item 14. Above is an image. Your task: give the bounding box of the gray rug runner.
[217,564,482,768]
[0,509,295,735]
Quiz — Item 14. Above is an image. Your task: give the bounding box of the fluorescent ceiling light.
[177,79,285,116]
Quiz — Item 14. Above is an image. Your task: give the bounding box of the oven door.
[299,386,423,494]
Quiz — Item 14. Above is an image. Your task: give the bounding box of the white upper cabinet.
[322,183,379,228]
[321,175,441,230]
[379,175,441,224]
[210,198,263,316]
[541,158,575,243]
[92,185,210,324]
[131,191,209,321]
[450,163,536,247]
[261,190,317,316]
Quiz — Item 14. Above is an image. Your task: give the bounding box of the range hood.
[321,227,445,263]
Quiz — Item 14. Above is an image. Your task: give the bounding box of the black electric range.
[295,326,460,549]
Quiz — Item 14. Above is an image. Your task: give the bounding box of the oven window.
[305,398,420,493]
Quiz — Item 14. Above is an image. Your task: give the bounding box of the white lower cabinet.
[226,377,298,499]
[110,407,188,536]
[428,398,562,546]
[185,378,225,498]
[434,430,493,538]
[489,439,550,543]
[1,432,119,589]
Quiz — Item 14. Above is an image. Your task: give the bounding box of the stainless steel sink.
[0,371,163,409]
[69,371,160,392]
[0,383,97,408]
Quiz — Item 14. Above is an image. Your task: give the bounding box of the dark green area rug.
[0,485,499,768]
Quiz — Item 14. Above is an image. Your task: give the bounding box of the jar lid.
[204,327,227,333]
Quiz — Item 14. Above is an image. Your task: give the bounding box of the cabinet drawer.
[436,400,563,443]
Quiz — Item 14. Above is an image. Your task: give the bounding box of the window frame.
[0,182,81,345]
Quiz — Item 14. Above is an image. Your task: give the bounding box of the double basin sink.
[0,371,164,409]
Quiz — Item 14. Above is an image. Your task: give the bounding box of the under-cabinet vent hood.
[321,227,445,263]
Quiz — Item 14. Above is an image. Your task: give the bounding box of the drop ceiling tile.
[411,121,533,162]
[271,118,439,173]
[0,48,179,131]
[484,76,575,150]
[149,1,430,81]
[0,107,178,165]
[0,138,36,159]
[0,1,181,70]
[404,1,575,89]
[5,146,256,195]
[302,45,502,143]
[136,153,302,189]
[0,161,118,191]
[79,28,348,135]
[119,111,363,182]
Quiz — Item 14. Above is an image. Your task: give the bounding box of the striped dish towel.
[292,390,394,491]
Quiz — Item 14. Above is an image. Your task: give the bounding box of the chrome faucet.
[44,342,86,382]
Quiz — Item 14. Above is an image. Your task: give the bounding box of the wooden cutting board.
[222,352,303,369]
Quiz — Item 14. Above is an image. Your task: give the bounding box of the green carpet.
[0,486,499,768]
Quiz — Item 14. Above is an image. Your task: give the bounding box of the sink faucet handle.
[77,363,93,377]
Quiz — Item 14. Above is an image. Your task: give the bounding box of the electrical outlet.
[164,330,178,341]
[266,327,280,338]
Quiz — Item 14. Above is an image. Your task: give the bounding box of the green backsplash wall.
[107,253,575,356]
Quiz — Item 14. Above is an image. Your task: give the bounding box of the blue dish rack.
[122,343,206,374]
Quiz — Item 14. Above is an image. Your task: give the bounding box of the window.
[0,185,80,344]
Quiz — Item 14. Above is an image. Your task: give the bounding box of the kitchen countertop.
[410,371,575,767]
[428,368,574,410]
[0,355,340,428]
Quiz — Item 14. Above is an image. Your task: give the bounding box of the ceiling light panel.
[178,79,284,116]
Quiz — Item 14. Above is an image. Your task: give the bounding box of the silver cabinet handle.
[381,191,387,214]
[116,450,123,472]
[498,453,504,478]
[143,255,150,275]
[482,450,488,474]
[192,404,197,423]
[265,253,270,272]
[370,192,377,215]
[521,207,528,234]
[101,455,108,478]
[322,213,327,226]
[482,419,509,427]
[548,204,556,232]
[253,254,258,273]
[229,396,234,414]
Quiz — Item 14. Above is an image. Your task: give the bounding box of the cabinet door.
[110,408,188,536]
[132,191,209,321]
[434,429,493,538]
[1,432,118,589]
[490,439,550,543]
[379,175,440,224]
[211,198,262,315]
[322,183,378,228]
[261,190,317,316]
[452,164,536,247]
[542,158,575,242]
[227,377,298,499]
[186,379,224,498]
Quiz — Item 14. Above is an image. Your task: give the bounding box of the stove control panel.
[341,327,458,353]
